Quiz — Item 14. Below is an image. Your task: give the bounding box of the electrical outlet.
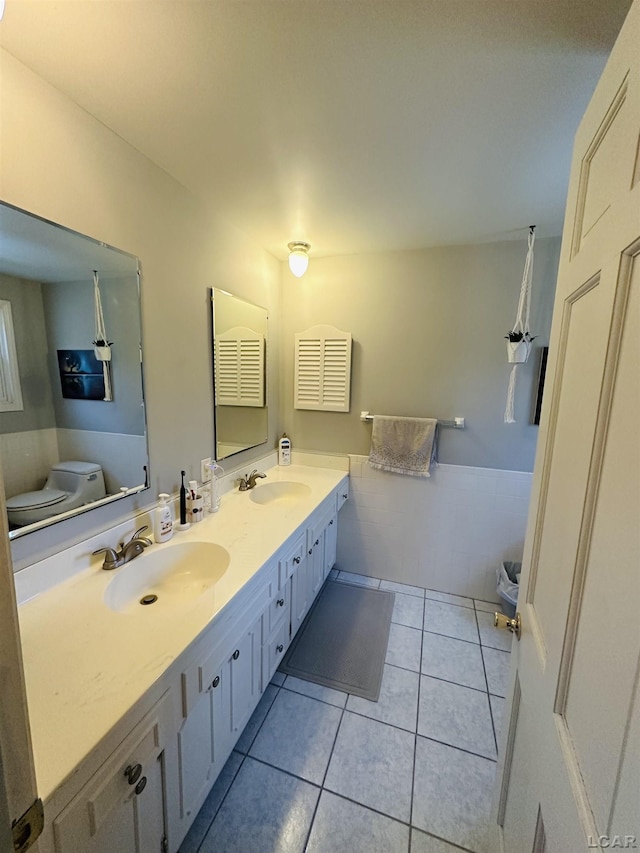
[200,457,212,483]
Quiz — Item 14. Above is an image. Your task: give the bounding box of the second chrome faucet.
[238,470,267,491]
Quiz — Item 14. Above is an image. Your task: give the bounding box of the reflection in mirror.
[0,202,149,539]
[211,288,268,461]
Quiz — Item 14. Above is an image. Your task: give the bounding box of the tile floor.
[179,571,512,853]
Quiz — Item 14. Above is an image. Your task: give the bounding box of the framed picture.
[57,349,106,400]
[532,346,549,425]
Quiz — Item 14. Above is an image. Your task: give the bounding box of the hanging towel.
[368,416,438,477]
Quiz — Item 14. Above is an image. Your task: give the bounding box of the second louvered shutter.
[294,325,352,412]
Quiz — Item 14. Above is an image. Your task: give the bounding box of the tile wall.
[0,428,59,497]
[336,455,532,602]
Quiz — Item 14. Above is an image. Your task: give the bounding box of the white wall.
[338,455,531,600]
[1,51,281,568]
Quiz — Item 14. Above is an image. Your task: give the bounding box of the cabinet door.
[53,694,171,853]
[177,688,214,822]
[229,614,262,737]
[308,531,324,599]
[264,620,288,682]
[324,515,337,579]
[55,755,166,853]
[291,553,312,637]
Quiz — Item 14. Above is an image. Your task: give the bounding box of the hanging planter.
[92,339,113,361]
[504,227,536,423]
[93,270,114,401]
[505,331,535,364]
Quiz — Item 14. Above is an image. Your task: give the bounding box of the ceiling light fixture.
[288,242,310,278]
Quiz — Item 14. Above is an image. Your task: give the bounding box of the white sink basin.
[104,541,230,614]
[249,481,312,506]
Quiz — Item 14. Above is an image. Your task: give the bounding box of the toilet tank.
[47,461,106,502]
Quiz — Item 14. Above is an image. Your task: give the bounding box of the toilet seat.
[6,489,68,512]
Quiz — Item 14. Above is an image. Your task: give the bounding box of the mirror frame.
[0,201,150,540]
[210,287,268,462]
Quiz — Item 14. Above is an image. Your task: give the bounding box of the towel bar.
[360,411,465,429]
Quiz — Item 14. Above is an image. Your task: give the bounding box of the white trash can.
[496,561,521,618]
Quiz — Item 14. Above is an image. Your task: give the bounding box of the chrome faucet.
[93,525,153,570]
[238,470,267,491]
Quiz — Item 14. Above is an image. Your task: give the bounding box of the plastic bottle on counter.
[154,493,173,543]
[278,433,291,466]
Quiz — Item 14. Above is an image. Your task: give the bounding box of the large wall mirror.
[211,288,268,461]
[0,202,149,539]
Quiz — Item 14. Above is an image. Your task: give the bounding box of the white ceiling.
[0,0,632,259]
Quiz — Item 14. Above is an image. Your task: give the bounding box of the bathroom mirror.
[211,288,268,461]
[0,202,149,539]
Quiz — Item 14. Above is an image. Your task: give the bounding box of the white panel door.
[0,460,39,848]
[493,3,640,851]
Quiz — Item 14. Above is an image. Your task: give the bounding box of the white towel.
[368,416,438,477]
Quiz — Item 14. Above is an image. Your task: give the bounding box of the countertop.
[16,464,348,802]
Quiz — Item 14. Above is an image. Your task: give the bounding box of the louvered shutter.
[294,325,352,412]
[215,326,265,407]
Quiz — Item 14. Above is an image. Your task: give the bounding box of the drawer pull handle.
[342,493,348,499]
[212,676,220,688]
[314,539,319,546]
[134,776,147,796]
[308,548,313,555]
[329,519,334,525]
[293,556,301,565]
[124,764,142,786]
[277,598,285,607]
[276,644,284,653]
[232,649,240,660]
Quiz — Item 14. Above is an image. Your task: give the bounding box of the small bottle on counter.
[154,493,173,543]
[278,433,291,466]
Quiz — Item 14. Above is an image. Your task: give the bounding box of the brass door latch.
[494,611,521,640]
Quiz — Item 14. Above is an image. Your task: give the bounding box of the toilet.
[6,461,107,527]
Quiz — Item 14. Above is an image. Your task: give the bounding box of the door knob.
[494,611,521,640]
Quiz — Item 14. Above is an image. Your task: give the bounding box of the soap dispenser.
[278,433,291,466]
[154,493,173,543]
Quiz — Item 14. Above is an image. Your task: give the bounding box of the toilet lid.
[6,489,67,511]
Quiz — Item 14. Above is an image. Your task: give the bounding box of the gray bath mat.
[279,580,395,701]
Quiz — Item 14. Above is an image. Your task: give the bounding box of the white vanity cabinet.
[29,469,350,853]
[51,691,174,853]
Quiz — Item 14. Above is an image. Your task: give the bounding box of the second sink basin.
[249,481,312,506]
[104,541,230,614]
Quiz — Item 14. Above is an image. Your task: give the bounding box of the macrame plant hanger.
[504,226,536,423]
[93,270,113,402]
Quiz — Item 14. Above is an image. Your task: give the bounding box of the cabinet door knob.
[124,764,142,785]
[308,548,313,555]
[314,539,319,546]
[276,598,285,607]
[276,644,284,653]
[232,649,240,660]
[293,556,301,565]
[329,519,334,525]
[212,676,220,688]
[342,493,348,499]
[134,776,147,796]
